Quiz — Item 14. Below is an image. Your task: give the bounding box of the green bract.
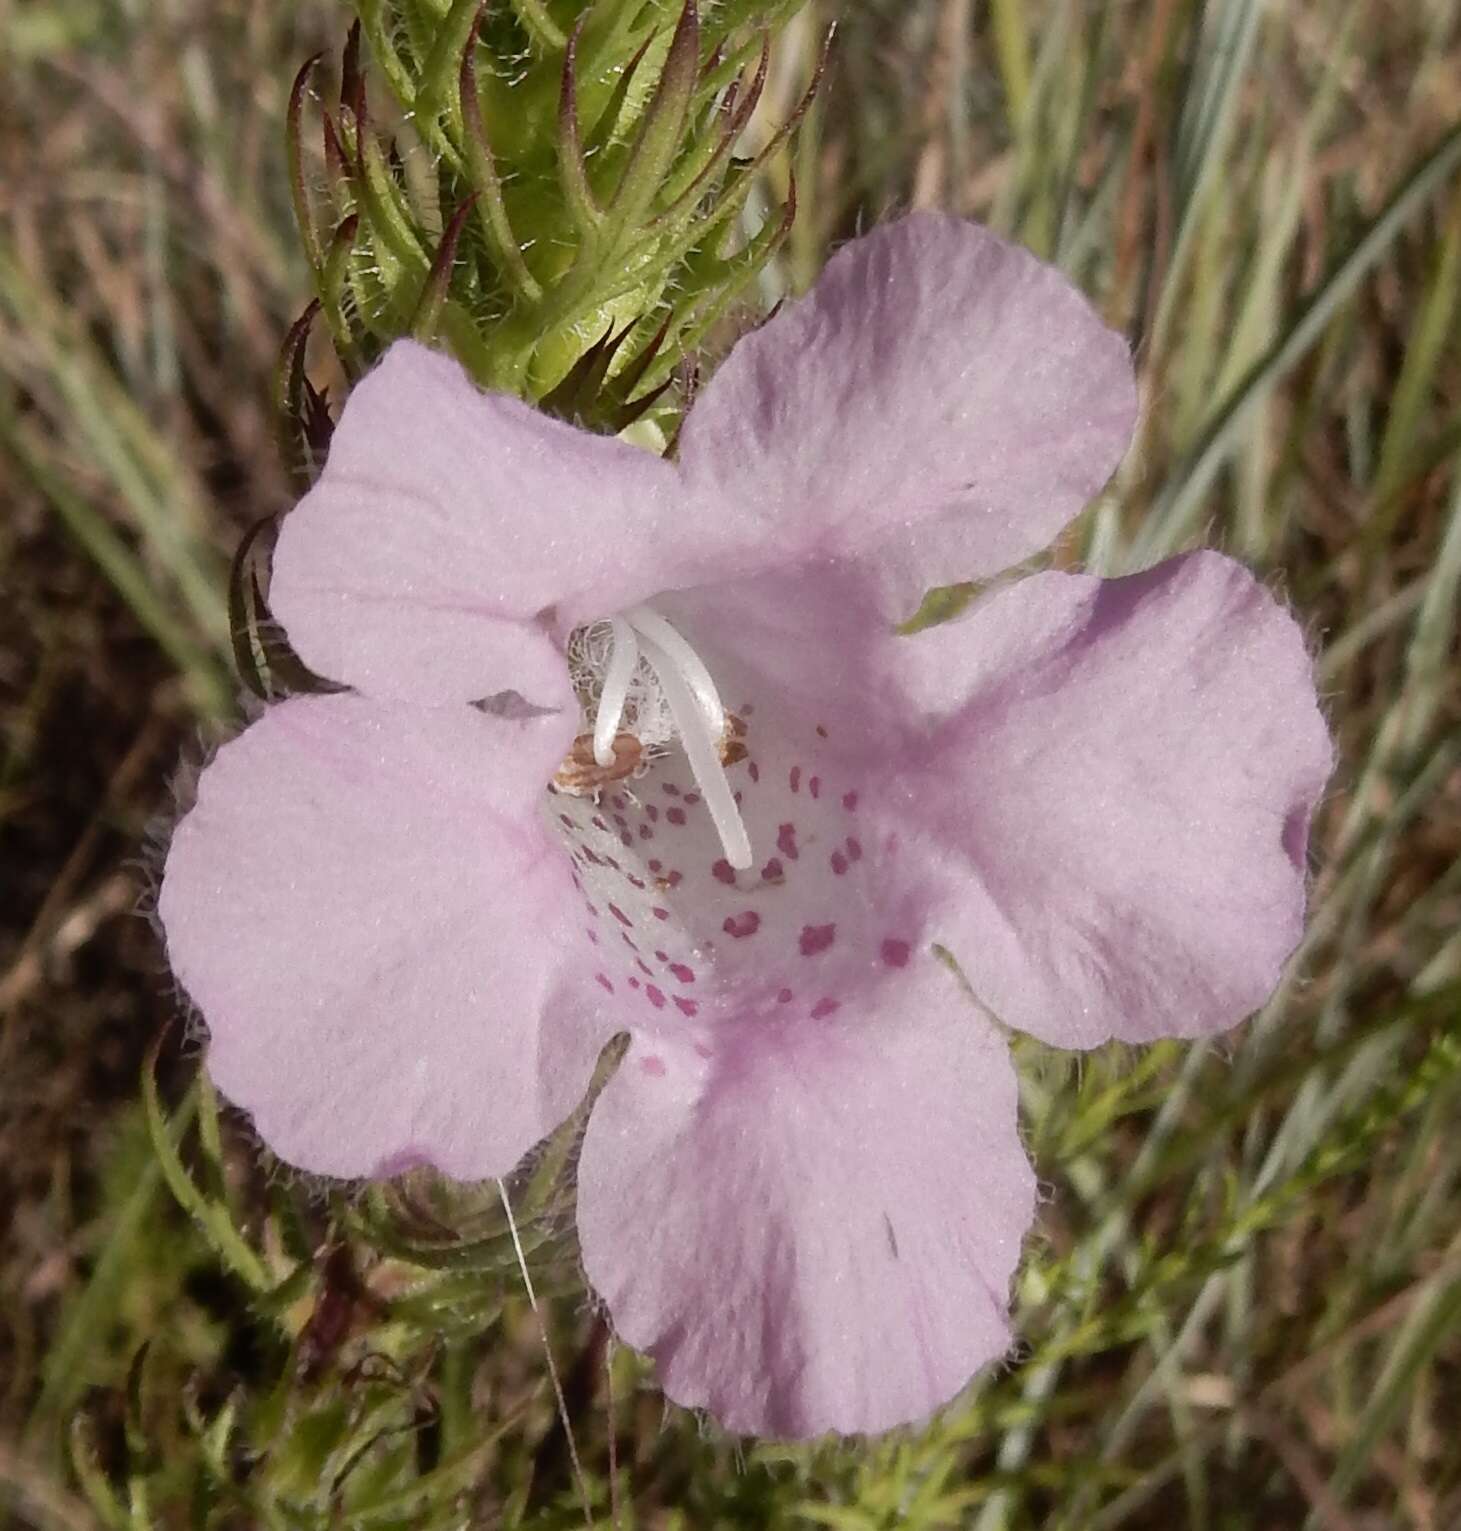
[284,0,818,450]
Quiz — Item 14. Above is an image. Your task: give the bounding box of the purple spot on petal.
[637,959,654,977]
[811,997,840,1020]
[586,928,599,945]
[723,911,761,939]
[1282,804,1311,869]
[800,923,836,957]
[675,997,700,1018]
[638,825,654,841]
[559,813,574,829]
[695,1040,714,1057]
[667,807,687,826]
[711,858,737,885]
[652,906,671,921]
[645,985,667,1010]
[777,987,794,1004]
[609,904,632,927]
[830,850,848,877]
[592,816,608,832]
[621,832,633,849]
[627,875,645,889]
[669,962,696,985]
[596,973,614,993]
[842,791,859,812]
[684,793,701,807]
[809,776,821,799]
[640,1054,667,1076]
[612,795,628,811]
[762,858,784,883]
[881,938,911,968]
[662,783,680,796]
[846,836,863,862]
[789,766,801,793]
[628,976,640,990]
[648,859,663,873]
[748,761,760,783]
[646,804,660,823]
[777,823,800,860]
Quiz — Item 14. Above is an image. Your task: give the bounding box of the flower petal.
[269,341,685,704]
[577,987,1034,1438]
[677,214,1137,617]
[900,552,1333,1047]
[160,695,611,1179]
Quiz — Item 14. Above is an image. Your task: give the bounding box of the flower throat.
[556,607,753,870]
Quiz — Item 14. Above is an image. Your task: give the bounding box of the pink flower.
[160,215,1331,1438]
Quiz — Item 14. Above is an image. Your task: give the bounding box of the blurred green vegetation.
[2,0,1460,1526]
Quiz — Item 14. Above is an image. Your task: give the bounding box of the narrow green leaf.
[641,176,797,396]
[506,0,567,52]
[67,1416,130,1530]
[321,213,365,366]
[274,299,323,488]
[1134,121,1461,563]
[140,1051,272,1294]
[412,0,479,171]
[0,410,230,717]
[558,20,607,234]
[461,7,543,301]
[354,0,420,110]
[605,0,700,236]
[358,129,430,284]
[1370,189,1461,523]
[227,517,273,701]
[410,195,478,340]
[287,54,327,274]
[655,30,768,219]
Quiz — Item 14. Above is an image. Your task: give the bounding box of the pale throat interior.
[564,605,753,870]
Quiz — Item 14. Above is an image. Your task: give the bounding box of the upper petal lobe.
[677,214,1137,616]
[269,341,684,704]
[160,694,611,1179]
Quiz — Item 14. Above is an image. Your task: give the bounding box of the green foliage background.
[2,1,1460,1526]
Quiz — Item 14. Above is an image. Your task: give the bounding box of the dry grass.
[2,1,1460,1526]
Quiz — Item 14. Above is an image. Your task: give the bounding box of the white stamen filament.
[592,617,639,766]
[623,605,726,737]
[635,630,753,870]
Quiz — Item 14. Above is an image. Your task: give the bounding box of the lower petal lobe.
[576,975,1034,1437]
[160,695,609,1180]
